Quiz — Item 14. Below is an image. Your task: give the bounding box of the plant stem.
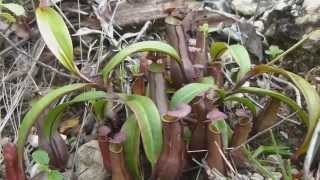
[267,31,315,65]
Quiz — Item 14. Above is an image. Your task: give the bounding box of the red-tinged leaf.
[237,65,320,156]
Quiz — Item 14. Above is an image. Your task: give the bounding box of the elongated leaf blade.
[1,3,25,16]
[124,95,162,167]
[170,83,212,108]
[237,87,308,123]
[239,65,320,156]
[102,41,181,80]
[17,83,90,166]
[71,91,109,103]
[36,7,78,74]
[122,115,142,180]
[228,45,251,81]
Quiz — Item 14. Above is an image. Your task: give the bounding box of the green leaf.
[124,95,162,167]
[102,41,181,80]
[252,145,291,158]
[198,23,209,35]
[17,83,90,166]
[265,45,284,59]
[71,91,110,103]
[122,115,142,180]
[198,76,215,85]
[228,45,251,81]
[91,100,106,121]
[170,83,212,108]
[210,42,251,81]
[36,7,79,74]
[32,149,50,165]
[43,91,112,139]
[48,170,64,180]
[0,12,15,22]
[43,103,68,139]
[210,42,228,60]
[239,65,320,156]
[223,96,257,116]
[0,3,25,16]
[237,87,308,123]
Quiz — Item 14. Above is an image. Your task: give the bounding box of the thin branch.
[267,31,318,65]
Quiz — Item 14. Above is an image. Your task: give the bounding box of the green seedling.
[32,150,64,180]
[265,45,284,59]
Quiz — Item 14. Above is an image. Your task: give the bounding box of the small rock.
[251,173,264,180]
[271,172,282,180]
[296,0,320,25]
[231,0,257,16]
[303,0,320,12]
[76,140,111,180]
[238,22,264,60]
[266,154,281,164]
[27,134,39,148]
[253,20,264,32]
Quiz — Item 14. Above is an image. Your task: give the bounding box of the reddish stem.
[189,98,208,159]
[207,125,226,175]
[4,143,26,180]
[152,115,186,180]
